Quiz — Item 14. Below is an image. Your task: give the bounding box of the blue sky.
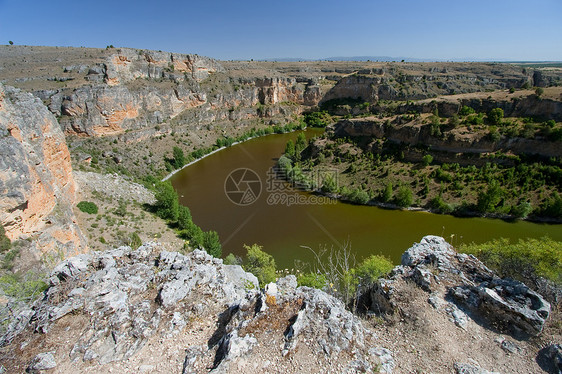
[1,0,561,61]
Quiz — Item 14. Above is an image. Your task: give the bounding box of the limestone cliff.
[0,84,86,257]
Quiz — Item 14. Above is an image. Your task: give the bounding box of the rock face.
[333,116,562,159]
[369,236,551,337]
[0,243,387,373]
[0,84,86,256]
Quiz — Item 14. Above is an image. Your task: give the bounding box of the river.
[171,129,562,269]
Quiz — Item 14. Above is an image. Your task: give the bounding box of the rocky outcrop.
[321,64,549,104]
[369,236,551,338]
[0,243,388,373]
[0,84,86,256]
[99,49,224,86]
[333,117,562,159]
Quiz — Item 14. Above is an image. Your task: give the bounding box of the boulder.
[451,278,550,337]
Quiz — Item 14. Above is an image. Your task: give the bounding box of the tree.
[381,182,393,202]
[172,146,186,169]
[394,185,413,207]
[476,180,503,212]
[535,87,544,97]
[421,154,433,167]
[8,41,13,45]
[284,140,295,159]
[243,244,276,287]
[487,108,504,126]
[177,205,192,230]
[294,132,307,161]
[154,181,179,221]
[202,230,222,258]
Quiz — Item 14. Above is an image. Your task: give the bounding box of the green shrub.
[381,182,393,203]
[459,237,562,285]
[430,195,454,214]
[177,205,192,230]
[537,192,562,218]
[535,87,544,97]
[421,154,433,167]
[476,180,503,212]
[202,230,222,258]
[355,255,393,288]
[179,221,204,246]
[0,225,11,253]
[510,201,532,219]
[224,253,242,265]
[346,188,370,204]
[284,140,295,159]
[77,201,99,214]
[487,108,504,125]
[172,146,186,169]
[129,232,142,249]
[114,200,128,217]
[459,106,475,116]
[2,248,19,270]
[298,272,327,289]
[243,244,276,287]
[394,186,413,207]
[321,174,338,193]
[154,181,179,221]
[0,272,48,301]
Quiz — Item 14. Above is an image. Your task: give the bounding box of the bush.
[487,108,504,125]
[172,147,186,169]
[202,230,222,258]
[177,205,192,230]
[0,225,10,253]
[535,87,544,97]
[381,182,393,203]
[355,255,393,288]
[321,174,338,194]
[77,201,98,214]
[284,140,295,159]
[179,221,203,246]
[394,186,413,207]
[476,180,503,212]
[0,272,48,301]
[224,253,242,265]
[129,232,142,249]
[421,154,433,167]
[346,188,370,205]
[243,244,276,287]
[430,195,454,214]
[510,201,532,219]
[459,105,475,116]
[298,272,327,289]
[154,182,179,221]
[460,237,562,285]
[538,192,562,218]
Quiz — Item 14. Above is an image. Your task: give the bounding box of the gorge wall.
[0,83,86,257]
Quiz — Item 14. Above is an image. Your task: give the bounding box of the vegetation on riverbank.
[276,103,562,221]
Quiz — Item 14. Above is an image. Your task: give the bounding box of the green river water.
[172,129,562,269]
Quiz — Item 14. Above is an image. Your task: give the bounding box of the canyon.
[0,45,561,373]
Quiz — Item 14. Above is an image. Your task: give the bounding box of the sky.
[1,0,561,61]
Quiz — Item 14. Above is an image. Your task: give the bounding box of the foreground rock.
[370,236,551,337]
[0,242,388,373]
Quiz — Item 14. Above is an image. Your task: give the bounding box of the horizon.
[3,45,562,64]
[1,0,561,61]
